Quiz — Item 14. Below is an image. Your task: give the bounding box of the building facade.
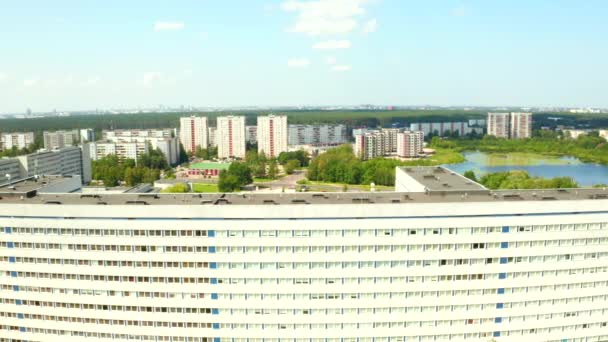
[257,115,288,158]
[409,122,481,137]
[487,113,532,139]
[43,130,79,150]
[80,129,96,143]
[287,124,347,146]
[509,112,533,139]
[396,131,424,158]
[10,146,91,184]
[180,116,209,153]
[0,132,35,150]
[1,182,608,341]
[217,116,246,159]
[99,130,179,165]
[354,131,387,160]
[208,127,217,148]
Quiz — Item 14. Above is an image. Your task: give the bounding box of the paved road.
[258,170,306,189]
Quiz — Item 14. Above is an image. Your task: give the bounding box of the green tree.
[268,160,279,179]
[463,170,477,182]
[284,159,300,175]
[161,183,189,193]
[218,171,241,192]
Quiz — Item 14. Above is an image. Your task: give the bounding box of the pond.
[443,151,608,186]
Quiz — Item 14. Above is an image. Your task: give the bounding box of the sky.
[0,0,607,113]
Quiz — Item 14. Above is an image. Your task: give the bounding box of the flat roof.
[190,162,231,170]
[1,187,608,205]
[0,175,75,196]
[398,166,487,192]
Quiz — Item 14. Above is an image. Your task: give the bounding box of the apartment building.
[97,129,179,165]
[245,125,257,144]
[43,130,79,149]
[396,131,425,158]
[287,124,347,146]
[0,132,35,150]
[487,112,533,139]
[217,116,246,159]
[179,116,208,153]
[257,115,288,157]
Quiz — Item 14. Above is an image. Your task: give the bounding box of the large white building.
[487,113,532,139]
[79,128,95,143]
[95,129,179,165]
[43,130,79,149]
[180,116,209,153]
[409,122,482,137]
[217,116,246,159]
[257,115,288,158]
[288,124,347,146]
[1,167,608,341]
[0,132,35,150]
[396,131,424,158]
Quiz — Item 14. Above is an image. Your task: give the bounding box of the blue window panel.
[5,227,12,233]
[502,226,509,233]
[214,338,221,342]
[500,257,508,264]
[209,246,216,253]
[13,285,19,292]
[19,327,26,332]
[9,256,16,263]
[495,317,502,323]
[210,262,217,269]
[210,278,218,284]
[501,242,509,249]
[213,323,220,329]
[496,303,504,309]
[11,271,17,277]
[208,230,215,237]
[15,299,22,305]
[211,293,218,300]
[498,273,507,279]
[497,288,505,295]
[17,313,24,319]
[212,308,219,315]
[7,242,14,248]
[493,332,500,337]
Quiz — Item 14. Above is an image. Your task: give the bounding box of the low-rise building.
[0,132,35,150]
[43,130,79,149]
[99,129,179,164]
[0,158,21,183]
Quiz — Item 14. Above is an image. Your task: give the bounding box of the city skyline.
[1,0,607,113]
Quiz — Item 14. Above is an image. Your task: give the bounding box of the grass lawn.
[192,183,219,193]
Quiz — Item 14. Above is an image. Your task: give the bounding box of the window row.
[2,324,608,342]
[3,238,608,253]
[3,294,606,316]
[2,252,606,270]
[3,222,606,238]
[1,310,607,330]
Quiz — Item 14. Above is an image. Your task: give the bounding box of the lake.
[444,151,608,186]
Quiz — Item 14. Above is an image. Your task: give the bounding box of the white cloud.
[325,56,337,65]
[142,72,162,87]
[312,39,351,50]
[23,78,40,87]
[287,58,311,68]
[281,0,368,36]
[0,73,6,81]
[83,76,101,86]
[154,21,185,31]
[332,65,351,72]
[362,18,377,34]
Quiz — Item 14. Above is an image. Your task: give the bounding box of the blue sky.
[0,0,607,113]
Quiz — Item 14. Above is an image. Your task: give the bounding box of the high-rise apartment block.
[217,116,246,159]
[208,127,217,147]
[487,112,532,139]
[179,116,208,153]
[510,112,533,139]
[79,128,95,143]
[0,132,35,150]
[257,115,288,157]
[43,130,79,149]
[396,131,425,158]
[288,124,347,146]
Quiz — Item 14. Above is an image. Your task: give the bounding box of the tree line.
[464,170,578,190]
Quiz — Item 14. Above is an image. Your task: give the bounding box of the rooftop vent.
[541,196,557,200]
[200,200,213,205]
[502,194,523,200]
[80,194,101,199]
[263,199,277,205]
[125,200,148,205]
[291,199,308,204]
[44,201,62,205]
[352,198,371,203]
[214,199,231,205]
